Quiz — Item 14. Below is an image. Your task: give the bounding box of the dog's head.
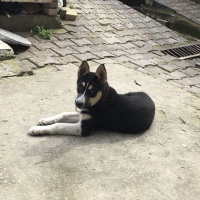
[75,61,108,109]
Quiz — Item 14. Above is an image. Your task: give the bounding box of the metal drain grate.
[161,43,200,60]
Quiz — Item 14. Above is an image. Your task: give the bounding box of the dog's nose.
[75,99,84,108]
[76,94,86,109]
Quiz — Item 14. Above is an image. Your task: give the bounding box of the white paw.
[28,126,45,135]
[38,118,55,125]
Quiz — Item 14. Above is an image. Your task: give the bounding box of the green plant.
[99,23,108,26]
[32,26,52,40]
[69,5,81,9]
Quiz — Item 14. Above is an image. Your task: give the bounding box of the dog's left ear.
[95,64,107,83]
[78,61,90,78]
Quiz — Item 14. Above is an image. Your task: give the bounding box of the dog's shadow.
[25,131,146,161]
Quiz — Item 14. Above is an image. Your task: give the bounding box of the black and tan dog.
[29,61,155,136]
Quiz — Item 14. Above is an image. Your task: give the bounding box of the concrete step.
[0,14,61,32]
[59,7,78,21]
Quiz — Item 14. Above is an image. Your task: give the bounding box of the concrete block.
[61,7,78,21]
[58,9,66,19]
[22,3,42,14]
[0,15,61,32]
[44,1,58,9]
[42,7,57,15]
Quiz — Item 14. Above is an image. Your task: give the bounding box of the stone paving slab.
[0,0,199,97]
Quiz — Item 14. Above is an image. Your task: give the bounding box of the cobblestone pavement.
[154,0,200,25]
[1,0,200,97]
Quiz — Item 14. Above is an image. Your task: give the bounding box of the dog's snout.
[75,96,85,109]
[76,100,84,108]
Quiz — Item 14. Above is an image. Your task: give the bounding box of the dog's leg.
[29,113,92,136]
[29,122,82,136]
[38,112,79,125]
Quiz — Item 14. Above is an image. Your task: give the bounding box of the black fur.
[76,61,155,137]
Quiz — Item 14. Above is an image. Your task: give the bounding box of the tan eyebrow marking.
[82,82,86,87]
[88,85,93,90]
[89,91,102,106]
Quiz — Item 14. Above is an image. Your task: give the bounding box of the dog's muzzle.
[75,94,87,109]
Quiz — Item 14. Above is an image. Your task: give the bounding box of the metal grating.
[161,43,200,60]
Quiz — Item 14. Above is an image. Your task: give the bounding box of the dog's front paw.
[38,118,55,125]
[28,126,46,135]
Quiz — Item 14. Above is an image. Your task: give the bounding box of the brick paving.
[1,0,200,97]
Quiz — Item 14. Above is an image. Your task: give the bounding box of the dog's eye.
[89,89,95,95]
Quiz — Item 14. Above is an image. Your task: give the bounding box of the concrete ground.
[0,64,200,200]
[0,0,200,199]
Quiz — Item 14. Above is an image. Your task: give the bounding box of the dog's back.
[88,87,155,133]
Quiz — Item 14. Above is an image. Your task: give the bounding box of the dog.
[29,61,155,137]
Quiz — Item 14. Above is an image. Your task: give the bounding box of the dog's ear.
[95,64,107,83]
[78,61,90,78]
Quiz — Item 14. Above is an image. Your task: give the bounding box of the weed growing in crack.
[32,26,52,40]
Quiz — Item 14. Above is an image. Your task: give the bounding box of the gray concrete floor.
[0,64,199,200]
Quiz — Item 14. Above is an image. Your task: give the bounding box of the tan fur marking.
[82,82,86,87]
[88,85,93,90]
[89,91,102,106]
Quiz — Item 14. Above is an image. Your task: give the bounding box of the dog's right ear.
[78,61,90,78]
[95,64,107,83]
